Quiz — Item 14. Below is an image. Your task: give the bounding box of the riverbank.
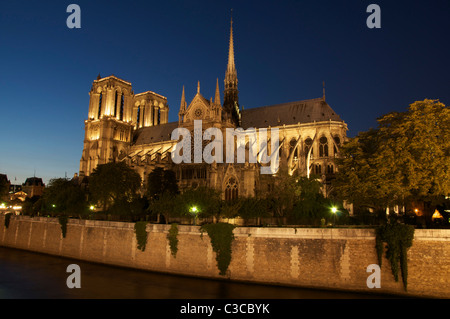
[1,215,449,298]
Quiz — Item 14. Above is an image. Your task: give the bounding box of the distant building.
[9,184,22,193]
[10,191,28,202]
[22,177,45,198]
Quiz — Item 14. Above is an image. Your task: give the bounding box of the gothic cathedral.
[79,17,348,200]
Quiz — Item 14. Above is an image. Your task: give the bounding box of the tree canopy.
[89,162,142,211]
[333,99,450,216]
[42,178,87,217]
[146,167,179,200]
[0,176,9,202]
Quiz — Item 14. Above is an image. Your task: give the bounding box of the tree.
[42,178,88,217]
[89,162,142,212]
[334,99,450,222]
[292,176,333,225]
[148,191,178,224]
[333,129,392,211]
[376,100,450,201]
[257,167,301,221]
[237,197,269,226]
[22,195,42,216]
[0,175,9,202]
[146,167,179,200]
[175,186,222,223]
[146,167,179,223]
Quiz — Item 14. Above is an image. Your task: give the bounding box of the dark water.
[0,246,393,299]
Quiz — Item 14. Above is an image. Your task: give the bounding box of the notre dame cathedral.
[79,17,348,200]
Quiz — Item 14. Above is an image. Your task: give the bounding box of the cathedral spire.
[227,10,236,75]
[179,85,186,124]
[180,85,186,111]
[223,10,240,126]
[214,78,221,105]
[323,81,326,101]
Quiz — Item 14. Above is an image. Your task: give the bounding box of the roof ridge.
[243,97,326,112]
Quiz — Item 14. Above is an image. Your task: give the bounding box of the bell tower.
[79,75,134,176]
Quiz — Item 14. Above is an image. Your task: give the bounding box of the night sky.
[1,0,449,185]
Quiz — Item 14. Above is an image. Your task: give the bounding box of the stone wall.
[1,215,449,298]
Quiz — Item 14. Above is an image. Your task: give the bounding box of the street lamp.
[190,206,199,225]
[331,206,338,226]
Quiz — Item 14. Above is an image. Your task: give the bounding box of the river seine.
[0,246,393,299]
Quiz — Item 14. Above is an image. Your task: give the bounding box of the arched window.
[114,91,118,118]
[289,138,299,159]
[327,164,334,174]
[136,106,141,128]
[120,94,124,121]
[225,177,238,201]
[315,164,322,175]
[98,92,103,119]
[319,136,328,157]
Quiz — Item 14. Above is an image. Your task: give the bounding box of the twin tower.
[79,17,240,176]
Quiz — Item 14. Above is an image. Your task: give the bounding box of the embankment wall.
[1,216,449,298]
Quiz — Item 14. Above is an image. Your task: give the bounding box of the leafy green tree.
[42,178,88,217]
[292,176,332,224]
[376,99,450,201]
[148,191,178,224]
[219,199,242,220]
[334,99,450,222]
[237,197,269,226]
[0,175,9,202]
[175,186,222,223]
[109,196,148,221]
[89,162,142,212]
[146,167,179,200]
[146,167,179,223]
[332,129,390,210]
[257,167,301,221]
[22,195,42,216]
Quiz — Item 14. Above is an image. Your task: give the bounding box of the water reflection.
[0,247,391,299]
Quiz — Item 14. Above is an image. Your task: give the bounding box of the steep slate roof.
[241,97,343,129]
[132,97,343,146]
[133,122,179,145]
[23,177,44,186]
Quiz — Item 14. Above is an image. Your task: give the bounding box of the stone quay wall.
[0,215,449,298]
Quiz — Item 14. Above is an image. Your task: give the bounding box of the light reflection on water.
[0,247,392,299]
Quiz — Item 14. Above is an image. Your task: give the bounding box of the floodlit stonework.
[79,18,348,199]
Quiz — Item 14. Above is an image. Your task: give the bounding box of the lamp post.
[190,206,198,225]
[331,206,338,226]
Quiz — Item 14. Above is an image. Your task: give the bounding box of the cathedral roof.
[132,98,344,146]
[240,97,343,129]
[133,122,179,145]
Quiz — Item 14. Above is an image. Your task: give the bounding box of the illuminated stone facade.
[79,19,348,199]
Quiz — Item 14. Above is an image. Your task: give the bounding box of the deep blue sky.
[1,0,449,185]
